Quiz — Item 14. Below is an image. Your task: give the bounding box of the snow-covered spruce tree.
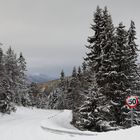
[84,6,103,73]
[47,70,68,109]
[17,53,30,106]
[70,67,78,89]
[4,47,19,104]
[128,21,139,94]
[55,68,81,110]
[113,23,133,127]
[72,66,77,78]
[29,82,39,107]
[67,66,84,109]
[82,62,86,73]
[54,70,67,109]
[93,7,119,129]
[80,62,91,92]
[80,7,117,131]
[124,21,140,127]
[127,21,140,124]
[136,63,140,96]
[77,66,82,82]
[71,63,93,126]
[46,89,59,109]
[72,90,97,131]
[95,6,116,96]
[60,70,65,90]
[0,47,15,114]
[110,22,140,128]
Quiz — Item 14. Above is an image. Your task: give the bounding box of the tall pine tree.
[17,53,30,106]
[0,47,15,113]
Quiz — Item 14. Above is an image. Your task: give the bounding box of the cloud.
[0,0,140,76]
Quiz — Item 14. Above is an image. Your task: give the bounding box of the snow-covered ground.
[0,107,139,140]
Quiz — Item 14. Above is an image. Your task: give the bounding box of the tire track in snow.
[41,110,97,137]
[41,126,97,136]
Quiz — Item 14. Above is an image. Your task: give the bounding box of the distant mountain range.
[27,73,57,83]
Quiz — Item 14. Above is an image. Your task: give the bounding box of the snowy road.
[0,108,59,140]
[0,107,139,140]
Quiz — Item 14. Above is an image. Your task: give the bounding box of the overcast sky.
[0,0,140,77]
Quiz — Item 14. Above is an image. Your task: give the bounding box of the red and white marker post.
[126,96,139,126]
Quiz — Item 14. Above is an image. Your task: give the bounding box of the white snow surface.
[0,107,139,140]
